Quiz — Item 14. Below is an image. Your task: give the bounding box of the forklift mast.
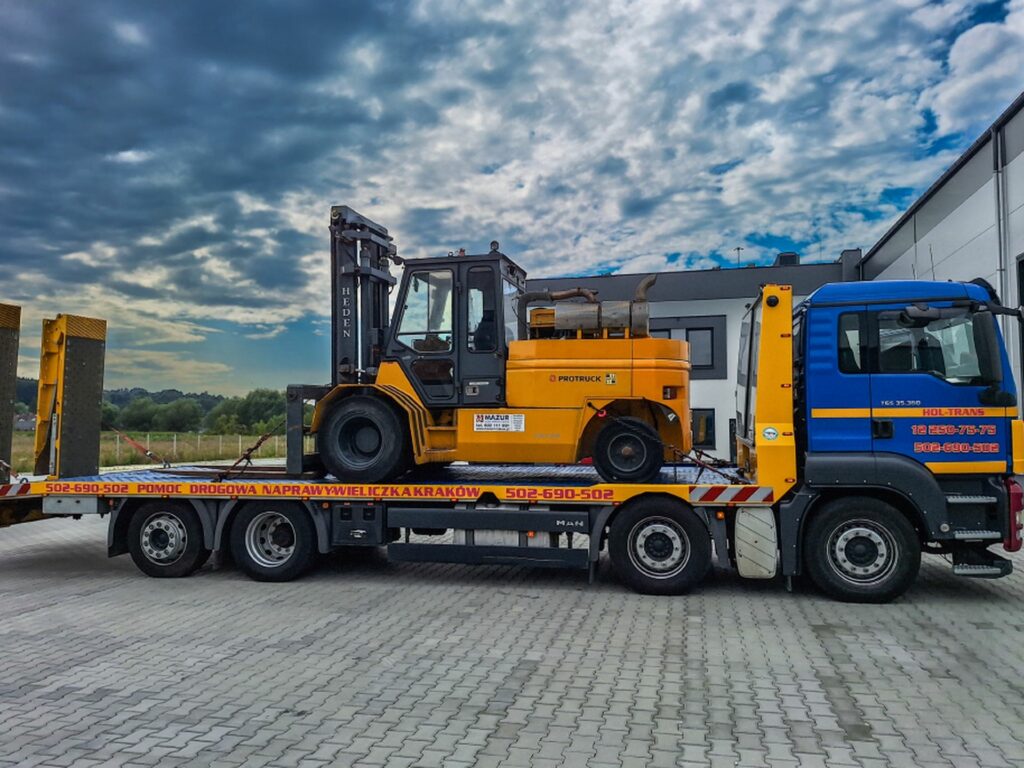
[329,205,397,385]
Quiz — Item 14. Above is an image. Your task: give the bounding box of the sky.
[1,0,1022,395]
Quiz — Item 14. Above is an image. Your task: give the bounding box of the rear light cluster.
[1004,478,1023,553]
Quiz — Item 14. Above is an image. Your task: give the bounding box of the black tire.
[803,497,921,603]
[608,497,711,595]
[593,417,663,483]
[230,502,317,582]
[128,501,210,578]
[318,396,408,482]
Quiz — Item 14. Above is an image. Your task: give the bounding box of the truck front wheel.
[128,501,210,578]
[318,396,408,482]
[804,497,920,603]
[608,498,711,595]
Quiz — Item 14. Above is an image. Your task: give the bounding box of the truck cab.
[737,280,1024,601]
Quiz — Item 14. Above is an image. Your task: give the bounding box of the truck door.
[805,305,873,452]
[391,268,458,405]
[867,304,1011,471]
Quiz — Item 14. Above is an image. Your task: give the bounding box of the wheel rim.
[336,416,383,469]
[245,511,296,568]
[627,516,690,579]
[140,511,188,565]
[826,519,898,586]
[607,432,648,475]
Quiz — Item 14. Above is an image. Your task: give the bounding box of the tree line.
[104,389,286,434]
[15,379,286,435]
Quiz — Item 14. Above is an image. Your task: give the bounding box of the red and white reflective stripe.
[689,484,773,504]
[0,483,31,497]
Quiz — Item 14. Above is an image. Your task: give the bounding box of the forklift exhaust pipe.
[517,287,599,340]
[633,274,657,302]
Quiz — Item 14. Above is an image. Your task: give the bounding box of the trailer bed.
[5,462,776,513]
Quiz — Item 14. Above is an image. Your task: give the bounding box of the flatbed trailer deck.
[5,463,765,589]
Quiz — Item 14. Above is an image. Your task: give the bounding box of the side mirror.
[974,310,1002,386]
[973,311,1017,406]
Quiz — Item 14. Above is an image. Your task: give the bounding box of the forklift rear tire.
[593,417,663,484]
[318,396,408,482]
[804,497,920,603]
[230,502,317,582]
[609,497,711,595]
[128,501,210,578]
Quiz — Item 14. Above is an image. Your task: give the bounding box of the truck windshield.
[877,310,982,383]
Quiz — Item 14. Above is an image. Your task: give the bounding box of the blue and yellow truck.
[1,264,1022,603]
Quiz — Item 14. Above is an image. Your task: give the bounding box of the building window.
[650,314,727,380]
[650,329,671,339]
[686,328,714,368]
[692,408,716,449]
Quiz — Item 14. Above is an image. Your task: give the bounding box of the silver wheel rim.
[627,517,690,579]
[245,511,295,568]
[140,512,187,565]
[827,519,898,586]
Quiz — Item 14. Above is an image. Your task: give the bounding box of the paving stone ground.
[1,515,1024,767]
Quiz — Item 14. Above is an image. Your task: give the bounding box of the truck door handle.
[872,418,894,439]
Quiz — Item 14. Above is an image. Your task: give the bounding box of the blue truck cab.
[775,279,1024,599]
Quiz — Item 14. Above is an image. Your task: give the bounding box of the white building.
[860,91,1024,379]
[530,253,859,458]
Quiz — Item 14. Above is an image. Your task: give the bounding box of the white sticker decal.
[761,426,779,441]
[474,413,526,432]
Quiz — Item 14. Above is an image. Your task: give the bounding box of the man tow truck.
[0,207,1021,603]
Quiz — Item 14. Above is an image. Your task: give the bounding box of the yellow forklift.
[287,206,692,483]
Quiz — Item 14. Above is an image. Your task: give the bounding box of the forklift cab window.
[398,270,453,353]
[503,279,521,345]
[467,267,497,352]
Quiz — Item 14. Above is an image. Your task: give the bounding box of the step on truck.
[2,222,1023,603]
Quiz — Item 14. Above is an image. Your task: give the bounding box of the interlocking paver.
[2,516,1024,766]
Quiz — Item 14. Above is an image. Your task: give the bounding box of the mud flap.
[734,506,779,579]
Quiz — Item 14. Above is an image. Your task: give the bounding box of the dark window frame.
[837,311,866,374]
[692,408,716,450]
[649,314,728,380]
[685,327,715,369]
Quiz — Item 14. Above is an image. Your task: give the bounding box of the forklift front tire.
[318,396,408,482]
[593,417,663,484]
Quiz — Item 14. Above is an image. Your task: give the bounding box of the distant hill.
[16,378,226,413]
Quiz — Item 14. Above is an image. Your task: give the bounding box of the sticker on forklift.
[761,426,778,440]
[473,413,525,432]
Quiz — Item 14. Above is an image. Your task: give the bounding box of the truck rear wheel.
[609,497,711,595]
[804,497,920,603]
[593,417,663,484]
[230,502,317,582]
[318,396,408,482]
[128,501,210,578]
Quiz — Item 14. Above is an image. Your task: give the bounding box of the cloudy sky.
[1,0,1022,394]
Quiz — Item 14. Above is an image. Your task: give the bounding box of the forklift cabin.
[386,250,527,409]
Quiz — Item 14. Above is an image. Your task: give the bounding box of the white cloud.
[107,149,152,164]
[113,22,148,46]
[921,0,1024,134]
